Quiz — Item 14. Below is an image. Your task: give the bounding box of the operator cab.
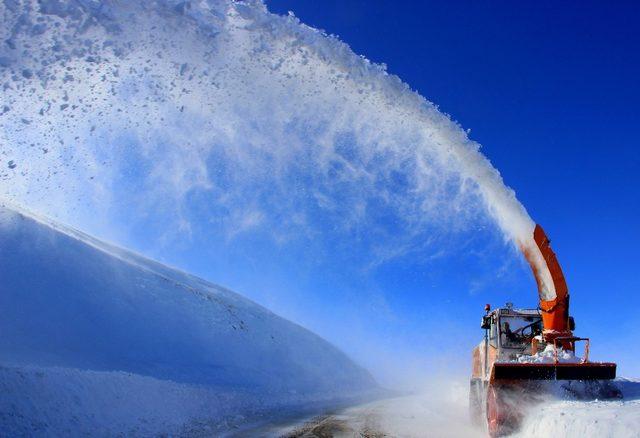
[481,303,542,360]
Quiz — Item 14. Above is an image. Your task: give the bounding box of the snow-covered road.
[244,383,484,438]
[274,394,483,437]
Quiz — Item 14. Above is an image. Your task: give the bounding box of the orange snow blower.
[469,225,620,437]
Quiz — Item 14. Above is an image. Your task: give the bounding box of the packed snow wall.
[0,205,378,434]
[0,0,553,290]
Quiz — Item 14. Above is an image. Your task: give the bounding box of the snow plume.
[0,0,546,271]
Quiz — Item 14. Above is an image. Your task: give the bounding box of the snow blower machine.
[469,225,621,437]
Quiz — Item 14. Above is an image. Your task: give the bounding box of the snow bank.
[0,205,378,433]
[516,399,640,438]
[0,364,255,436]
[514,379,640,438]
[0,363,375,437]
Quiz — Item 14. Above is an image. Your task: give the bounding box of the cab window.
[489,316,498,347]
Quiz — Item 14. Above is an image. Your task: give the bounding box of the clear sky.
[3,0,638,386]
[262,0,640,378]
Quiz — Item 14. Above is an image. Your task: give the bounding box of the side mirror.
[481,316,491,330]
[568,316,576,331]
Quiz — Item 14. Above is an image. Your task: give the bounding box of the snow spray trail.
[0,0,549,279]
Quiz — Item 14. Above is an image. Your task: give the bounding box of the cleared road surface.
[249,386,484,438]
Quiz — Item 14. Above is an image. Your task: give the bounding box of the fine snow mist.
[0,0,544,271]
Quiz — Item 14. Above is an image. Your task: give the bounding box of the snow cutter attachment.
[492,362,616,381]
[492,336,616,381]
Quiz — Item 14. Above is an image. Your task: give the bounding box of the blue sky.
[3,0,638,385]
[261,0,640,378]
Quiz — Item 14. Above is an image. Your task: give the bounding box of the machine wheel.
[486,384,523,437]
[486,385,512,437]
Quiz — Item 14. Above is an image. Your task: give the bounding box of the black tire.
[486,384,522,437]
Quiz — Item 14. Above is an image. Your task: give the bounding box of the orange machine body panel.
[472,342,499,380]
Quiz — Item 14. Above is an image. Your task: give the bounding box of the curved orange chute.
[527,225,571,338]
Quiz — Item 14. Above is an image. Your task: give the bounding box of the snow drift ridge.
[0,205,377,433]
